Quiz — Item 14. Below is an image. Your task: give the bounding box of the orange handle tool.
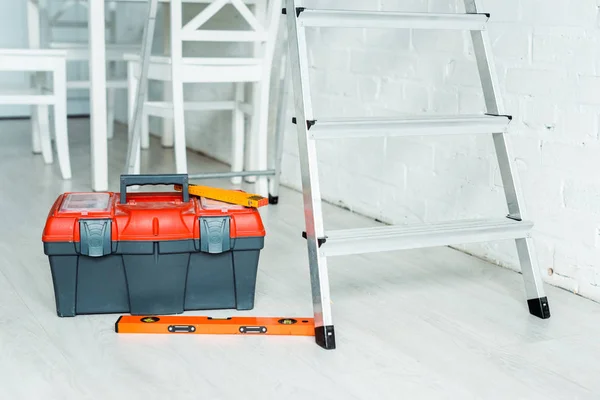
[115,315,315,336]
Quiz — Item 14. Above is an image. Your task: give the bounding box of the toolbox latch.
[79,219,112,257]
[199,217,231,254]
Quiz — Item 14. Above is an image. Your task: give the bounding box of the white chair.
[33,0,142,139]
[125,0,283,196]
[0,49,72,180]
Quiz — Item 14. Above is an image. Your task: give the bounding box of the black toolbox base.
[45,238,263,317]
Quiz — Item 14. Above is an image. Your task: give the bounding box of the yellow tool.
[174,184,269,208]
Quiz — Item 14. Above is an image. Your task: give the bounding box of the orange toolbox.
[42,174,266,317]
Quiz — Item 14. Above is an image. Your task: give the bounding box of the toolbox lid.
[43,191,265,244]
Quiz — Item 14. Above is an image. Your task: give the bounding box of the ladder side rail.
[285,0,336,349]
[125,0,160,174]
[269,27,290,202]
[465,0,522,219]
[465,0,549,316]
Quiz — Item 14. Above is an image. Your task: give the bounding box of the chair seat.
[0,87,56,105]
[124,54,262,65]
[125,55,264,83]
[144,100,254,118]
[67,79,128,90]
[0,49,67,72]
[49,42,140,61]
[0,48,66,57]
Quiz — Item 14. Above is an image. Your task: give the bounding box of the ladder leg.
[268,64,288,204]
[244,84,259,184]
[231,82,245,185]
[253,81,271,198]
[127,61,141,174]
[124,0,159,174]
[161,3,175,148]
[285,0,335,349]
[268,32,289,205]
[516,238,549,317]
[494,132,548,317]
[170,0,188,174]
[466,0,549,318]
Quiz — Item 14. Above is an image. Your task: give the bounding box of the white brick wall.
[149,1,600,303]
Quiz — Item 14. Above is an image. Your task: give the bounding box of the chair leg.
[31,71,43,154]
[269,66,290,204]
[107,3,117,141]
[162,81,174,148]
[129,61,150,151]
[37,104,53,164]
[161,117,174,148]
[253,80,271,197]
[132,121,141,175]
[172,76,187,174]
[53,65,72,180]
[161,3,174,149]
[127,61,141,174]
[231,82,245,185]
[170,0,187,174]
[247,1,267,186]
[141,90,150,150]
[107,87,116,140]
[245,84,260,184]
[127,61,136,142]
[31,105,42,154]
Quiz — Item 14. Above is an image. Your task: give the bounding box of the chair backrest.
[171,0,283,63]
[37,0,118,45]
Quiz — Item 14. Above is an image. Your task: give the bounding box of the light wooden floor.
[2,118,600,400]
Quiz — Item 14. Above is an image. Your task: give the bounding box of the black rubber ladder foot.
[528,297,551,319]
[268,194,279,205]
[315,325,336,350]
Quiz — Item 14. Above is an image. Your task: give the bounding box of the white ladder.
[283,0,551,350]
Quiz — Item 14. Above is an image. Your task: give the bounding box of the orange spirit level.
[115,315,315,336]
[174,184,269,208]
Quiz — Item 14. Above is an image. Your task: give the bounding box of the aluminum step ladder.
[283,0,551,350]
[124,0,288,204]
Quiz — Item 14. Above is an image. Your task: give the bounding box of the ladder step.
[300,114,511,140]
[322,218,532,257]
[294,9,489,30]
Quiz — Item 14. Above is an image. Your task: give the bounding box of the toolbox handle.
[120,174,190,204]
